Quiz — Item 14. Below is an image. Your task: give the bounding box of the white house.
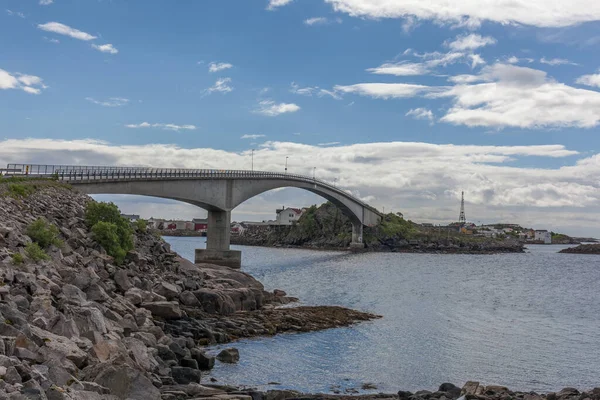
[275,207,303,225]
[535,230,552,244]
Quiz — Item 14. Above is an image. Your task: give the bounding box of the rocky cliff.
[0,180,376,399]
[232,202,524,254]
[559,244,600,254]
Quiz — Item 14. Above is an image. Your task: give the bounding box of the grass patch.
[7,183,36,198]
[134,219,148,232]
[24,242,50,262]
[11,253,24,265]
[26,218,62,249]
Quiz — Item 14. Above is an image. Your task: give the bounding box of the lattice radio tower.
[458,191,466,224]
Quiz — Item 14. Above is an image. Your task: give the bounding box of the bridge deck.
[6,163,382,216]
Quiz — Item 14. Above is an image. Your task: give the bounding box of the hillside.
[233,202,524,254]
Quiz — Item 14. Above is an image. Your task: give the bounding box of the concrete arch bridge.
[6,164,382,268]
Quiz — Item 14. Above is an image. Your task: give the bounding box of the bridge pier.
[350,220,365,250]
[195,210,241,268]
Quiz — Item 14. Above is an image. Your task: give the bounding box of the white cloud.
[205,78,233,94]
[317,142,341,146]
[92,43,118,54]
[0,69,46,95]
[37,22,97,41]
[576,73,600,88]
[86,97,129,107]
[43,37,60,44]
[406,108,434,121]
[507,56,519,64]
[290,82,342,99]
[5,138,600,235]
[338,64,600,129]
[241,134,266,139]
[125,122,197,131]
[208,62,233,73]
[304,17,328,25]
[334,83,434,99]
[446,34,496,51]
[323,0,600,28]
[469,54,486,68]
[267,0,293,10]
[540,57,578,66]
[256,100,301,116]
[39,0,53,5]
[367,62,429,76]
[6,9,25,18]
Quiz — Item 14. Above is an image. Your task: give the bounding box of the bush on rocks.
[11,252,24,265]
[7,183,36,198]
[24,242,50,262]
[85,202,133,264]
[26,217,62,249]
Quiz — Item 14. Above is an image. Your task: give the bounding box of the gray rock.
[191,348,215,370]
[4,365,22,384]
[171,366,201,384]
[153,282,181,300]
[93,364,160,400]
[179,358,198,369]
[179,291,200,307]
[140,302,182,319]
[85,284,109,303]
[113,270,132,292]
[216,348,239,363]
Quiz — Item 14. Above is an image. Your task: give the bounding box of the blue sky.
[2,0,600,236]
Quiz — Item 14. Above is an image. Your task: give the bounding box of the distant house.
[193,218,208,232]
[535,230,552,244]
[275,207,304,225]
[121,214,140,222]
[231,222,246,235]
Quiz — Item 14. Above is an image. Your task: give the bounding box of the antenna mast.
[459,191,466,224]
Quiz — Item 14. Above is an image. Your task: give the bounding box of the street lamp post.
[285,156,288,174]
[333,178,337,187]
[313,167,316,180]
[251,149,254,172]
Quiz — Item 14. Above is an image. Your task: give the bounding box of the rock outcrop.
[559,244,600,254]
[0,181,377,399]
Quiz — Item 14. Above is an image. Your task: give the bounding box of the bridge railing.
[5,164,380,214]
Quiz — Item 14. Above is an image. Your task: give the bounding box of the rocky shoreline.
[559,243,600,254]
[0,181,590,399]
[0,181,378,399]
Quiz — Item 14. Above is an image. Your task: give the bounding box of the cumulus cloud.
[446,34,497,51]
[208,62,233,73]
[406,108,434,121]
[323,0,600,28]
[3,138,599,235]
[255,100,300,116]
[338,64,600,129]
[125,122,197,131]
[37,22,97,41]
[267,0,293,10]
[85,97,129,107]
[205,78,233,94]
[241,134,266,139]
[576,72,600,88]
[0,69,47,95]
[92,43,118,54]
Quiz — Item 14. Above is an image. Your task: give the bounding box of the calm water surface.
[164,237,600,393]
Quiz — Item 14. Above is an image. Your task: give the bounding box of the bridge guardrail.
[5,163,381,215]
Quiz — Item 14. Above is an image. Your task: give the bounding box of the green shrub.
[86,202,134,264]
[11,253,24,265]
[25,242,50,262]
[135,219,148,232]
[378,213,415,238]
[26,218,62,249]
[92,221,129,264]
[7,183,36,198]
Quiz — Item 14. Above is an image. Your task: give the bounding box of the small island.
[559,244,600,254]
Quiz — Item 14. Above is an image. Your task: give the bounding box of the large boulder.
[140,302,183,320]
[171,366,201,384]
[153,282,181,300]
[216,348,239,363]
[93,364,160,400]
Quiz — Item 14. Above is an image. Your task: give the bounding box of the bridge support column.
[195,210,241,268]
[350,220,365,251]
